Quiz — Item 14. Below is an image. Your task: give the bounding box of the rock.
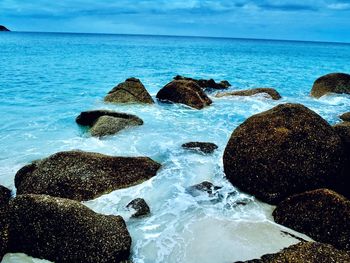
[90,115,141,137]
[311,73,350,98]
[187,181,222,197]
[15,150,161,201]
[126,198,150,218]
[8,194,131,263]
[273,189,350,250]
[215,88,282,100]
[182,142,218,154]
[76,110,143,126]
[173,75,231,89]
[223,103,345,204]
[0,185,11,261]
[235,242,350,263]
[334,122,350,145]
[0,25,10,32]
[104,78,154,104]
[340,112,350,122]
[156,80,212,109]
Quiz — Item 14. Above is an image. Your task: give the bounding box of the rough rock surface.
[8,194,131,263]
[0,185,11,261]
[76,110,143,126]
[182,142,218,154]
[311,73,350,98]
[340,112,350,122]
[104,78,154,104]
[223,103,344,204]
[90,115,141,137]
[156,80,212,109]
[126,198,150,218]
[173,75,231,90]
[273,189,350,250]
[235,242,350,263]
[0,25,10,31]
[15,150,161,201]
[216,88,282,100]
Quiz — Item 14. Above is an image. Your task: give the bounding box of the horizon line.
[5,29,350,45]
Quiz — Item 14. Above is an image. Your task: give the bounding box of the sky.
[1,0,350,43]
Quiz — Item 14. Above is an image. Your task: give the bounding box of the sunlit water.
[1,32,349,263]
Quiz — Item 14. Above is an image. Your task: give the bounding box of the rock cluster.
[173,75,231,90]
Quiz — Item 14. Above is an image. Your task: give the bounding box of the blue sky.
[1,0,350,42]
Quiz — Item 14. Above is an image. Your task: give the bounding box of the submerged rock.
[0,25,10,32]
[187,181,222,197]
[8,194,131,263]
[126,198,150,218]
[182,142,218,154]
[76,110,143,137]
[156,80,212,109]
[340,112,350,122]
[216,88,282,100]
[0,185,11,261]
[104,77,154,104]
[235,242,350,263]
[311,73,350,98]
[273,189,350,250]
[90,115,140,137]
[173,75,231,90]
[223,103,344,204]
[15,150,161,201]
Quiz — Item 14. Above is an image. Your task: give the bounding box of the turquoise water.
[1,32,350,263]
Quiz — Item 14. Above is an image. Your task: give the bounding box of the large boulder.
[311,73,350,98]
[273,189,350,250]
[156,80,212,109]
[223,103,345,204]
[15,150,161,201]
[0,185,11,261]
[340,112,350,122]
[216,88,281,100]
[182,142,218,154]
[235,242,350,263]
[104,77,154,104]
[8,194,131,263]
[76,110,143,137]
[173,75,231,90]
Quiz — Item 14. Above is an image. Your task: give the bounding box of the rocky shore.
[1,72,350,262]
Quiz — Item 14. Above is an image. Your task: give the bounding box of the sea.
[1,32,350,263]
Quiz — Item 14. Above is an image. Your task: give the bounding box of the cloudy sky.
[1,0,350,42]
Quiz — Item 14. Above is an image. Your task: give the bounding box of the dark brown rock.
[15,150,161,201]
[104,78,154,104]
[340,112,350,122]
[126,198,150,218]
[223,103,345,204]
[0,185,11,261]
[216,88,282,100]
[173,75,231,89]
[311,73,350,98]
[156,80,212,109]
[8,194,131,263]
[235,242,350,263]
[273,189,350,250]
[76,110,143,127]
[334,122,350,145]
[182,142,218,154]
[0,25,10,32]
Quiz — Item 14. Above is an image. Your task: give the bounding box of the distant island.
[0,25,10,31]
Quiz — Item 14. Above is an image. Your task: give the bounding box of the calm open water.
[1,32,350,263]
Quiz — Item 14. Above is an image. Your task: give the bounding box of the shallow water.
[1,32,349,262]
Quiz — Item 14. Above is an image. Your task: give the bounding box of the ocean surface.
[1,32,350,263]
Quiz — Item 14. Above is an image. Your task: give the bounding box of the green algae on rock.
[235,242,350,263]
[311,73,350,98]
[223,103,344,204]
[273,189,350,251]
[8,194,131,263]
[104,77,154,104]
[15,150,161,201]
